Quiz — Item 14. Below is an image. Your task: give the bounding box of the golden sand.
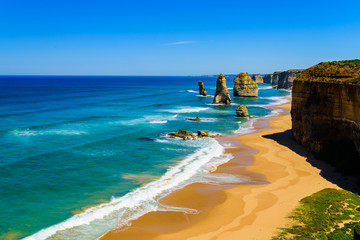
[100,103,339,240]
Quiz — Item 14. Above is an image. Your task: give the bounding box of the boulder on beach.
[213,74,231,105]
[236,105,250,117]
[198,80,207,96]
[197,130,209,137]
[233,72,258,97]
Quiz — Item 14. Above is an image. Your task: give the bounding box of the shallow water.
[0,76,290,239]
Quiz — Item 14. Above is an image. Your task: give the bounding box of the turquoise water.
[0,76,290,239]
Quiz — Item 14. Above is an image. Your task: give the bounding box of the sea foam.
[24,138,241,240]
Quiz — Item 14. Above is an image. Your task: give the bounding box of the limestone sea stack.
[272,73,280,87]
[252,74,264,84]
[233,72,258,97]
[236,105,250,117]
[277,69,304,89]
[213,74,231,105]
[198,80,207,96]
[291,60,360,175]
[263,74,273,84]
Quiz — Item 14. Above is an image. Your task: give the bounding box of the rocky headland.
[198,80,207,96]
[252,74,263,84]
[233,72,258,97]
[291,60,360,175]
[276,69,304,89]
[263,74,273,84]
[213,74,231,105]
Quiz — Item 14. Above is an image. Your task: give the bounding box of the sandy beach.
[100,103,340,240]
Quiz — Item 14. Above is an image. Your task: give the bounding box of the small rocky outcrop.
[233,72,258,97]
[236,105,250,117]
[197,130,209,137]
[187,117,201,122]
[252,74,264,84]
[198,80,207,96]
[291,59,360,176]
[263,74,273,84]
[213,74,231,105]
[169,129,196,140]
[277,69,304,89]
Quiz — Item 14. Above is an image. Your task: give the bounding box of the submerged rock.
[233,72,258,97]
[236,105,250,117]
[169,129,196,140]
[252,74,264,84]
[213,74,231,105]
[198,80,207,96]
[187,117,201,121]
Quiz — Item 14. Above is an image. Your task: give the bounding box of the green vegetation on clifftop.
[295,59,360,85]
[273,188,360,240]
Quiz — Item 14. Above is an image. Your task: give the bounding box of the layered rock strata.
[213,74,231,105]
[252,74,264,84]
[233,72,258,97]
[198,80,207,96]
[291,60,360,174]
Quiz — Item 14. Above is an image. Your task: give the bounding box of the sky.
[0,0,360,75]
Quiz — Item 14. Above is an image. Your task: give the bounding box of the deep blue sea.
[0,76,290,240]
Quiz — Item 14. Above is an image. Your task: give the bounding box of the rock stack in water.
[252,74,264,83]
[233,72,258,97]
[236,105,250,117]
[198,80,207,96]
[213,74,231,105]
[263,74,273,84]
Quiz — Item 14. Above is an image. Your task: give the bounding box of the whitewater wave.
[247,96,290,108]
[162,107,209,114]
[187,90,198,93]
[258,86,273,90]
[24,138,242,240]
[149,120,167,124]
[11,129,86,136]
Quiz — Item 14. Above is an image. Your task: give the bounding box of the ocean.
[0,76,290,239]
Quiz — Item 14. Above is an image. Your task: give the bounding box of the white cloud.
[166,41,199,45]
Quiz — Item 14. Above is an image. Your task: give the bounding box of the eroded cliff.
[233,72,258,97]
[277,69,304,89]
[291,60,360,174]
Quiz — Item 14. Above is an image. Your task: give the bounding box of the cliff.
[272,73,279,87]
[252,74,264,84]
[263,74,273,84]
[277,69,304,89]
[213,74,231,105]
[291,60,360,175]
[233,72,258,97]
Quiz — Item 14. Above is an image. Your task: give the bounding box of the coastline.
[100,102,340,240]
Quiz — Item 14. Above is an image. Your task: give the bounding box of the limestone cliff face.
[213,74,231,105]
[272,73,280,87]
[291,60,360,174]
[252,74,264,84]
[277,69,304,89]
[263,74,273,84]
[198,80,207,96]
[233,72,258,97]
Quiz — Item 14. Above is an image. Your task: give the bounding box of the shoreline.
[100,102,340,240]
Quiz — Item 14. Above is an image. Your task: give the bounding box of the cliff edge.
[291,60,360,175]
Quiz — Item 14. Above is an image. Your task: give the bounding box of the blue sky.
[0,0,359,75]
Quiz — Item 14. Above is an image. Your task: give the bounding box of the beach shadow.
[262,130,360,194]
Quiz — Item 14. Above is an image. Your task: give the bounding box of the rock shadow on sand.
[262,130,360,194]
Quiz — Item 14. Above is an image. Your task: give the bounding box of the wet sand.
[100,103,339,240]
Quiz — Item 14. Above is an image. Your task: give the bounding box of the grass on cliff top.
[272,188,360,240]
[296,59,360,85]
